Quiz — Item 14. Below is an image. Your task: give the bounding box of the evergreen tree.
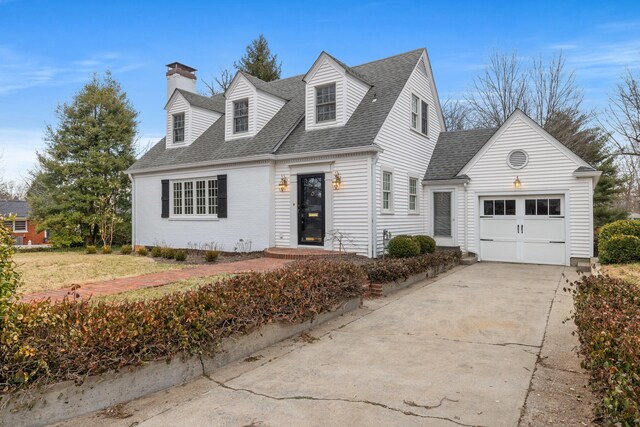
[27,72,137,246]
[234,34,281,82]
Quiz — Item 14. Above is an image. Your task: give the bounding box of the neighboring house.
[128,48,600,266]
[0,200,47,245]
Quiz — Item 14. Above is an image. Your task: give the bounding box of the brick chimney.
[166,62,197,99]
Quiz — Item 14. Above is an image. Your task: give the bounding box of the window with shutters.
[170,178,218,217]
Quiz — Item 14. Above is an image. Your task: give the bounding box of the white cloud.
[0,128,44,183]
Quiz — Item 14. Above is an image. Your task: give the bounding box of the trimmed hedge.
[598,220,640,264]
[387,236,421,258]
[0,260,365,394]
[137,247,148,256]
[363,250,461,283]
[120,245,132,255]
[571,274,640,424]
[174,250,186,262]
[85,245,97,254]
[150,246,162,258]
[599,235,640,264]
[413,235,436,254]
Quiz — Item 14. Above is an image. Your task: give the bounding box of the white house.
[128,49,600,266]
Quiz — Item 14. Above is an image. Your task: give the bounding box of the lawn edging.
[1,297,361,427]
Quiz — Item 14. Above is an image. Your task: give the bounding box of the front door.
[433,191,454,246]
[298,174,325,246]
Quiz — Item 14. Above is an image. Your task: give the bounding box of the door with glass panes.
[479,195,566,265]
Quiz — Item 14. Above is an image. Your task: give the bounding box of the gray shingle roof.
[129,49,425,173]
[176,89,225,113]
[240,72,292,100]
[424,128,497,181]
[0,200,29,218]
[575,165,596,172]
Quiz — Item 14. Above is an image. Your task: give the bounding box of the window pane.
[173,182,182,215]
[383,192,390,210]
[234,100,248,133]
[184,182,193,214]
[382,172,391,210]
[494,200,505,215]
[411,95,419,129]
[421,101,428,134]
[434,192,451,236]
[505,199,516,215]
[549,199,561,215]
[537,199,549,215]
[2,221,12,230]
[525,199,536,215]
[383,172,391,191]
[173,113,185,143]
[208,179,218,215]
[483,200,494,216]
[196,180,206,214]
[13,221,26,231]
[409,195,417,211]
[409,178,417,195]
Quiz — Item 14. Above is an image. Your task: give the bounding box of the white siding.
[274,153,372,256]
[305,59,345,130]
[225,76,257,141]
[345,74,369,123]
[166,93,190,148]
[374,53,442,253]
[191,106,221,141]
[132,163,273,251]
[460,115,593,260]
[256,90,286,133]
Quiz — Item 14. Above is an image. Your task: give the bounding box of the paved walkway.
[63,262,583,427]
[21,257,290,303]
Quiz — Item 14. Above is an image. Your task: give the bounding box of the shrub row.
[598,220,640,264]
[570,274,640,424]
[362,250,461,283]
[0,260,365,394]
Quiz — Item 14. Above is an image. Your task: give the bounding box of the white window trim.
[410,92,429,138]
[233,98,249,134]
[408,176,420,214]
[4,219,28,233]
[170,177,219,219]
[172,112,187,146]
[315,83,337,124]
[381,168,394,214]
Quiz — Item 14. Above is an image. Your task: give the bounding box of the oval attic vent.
[508,150,528,169]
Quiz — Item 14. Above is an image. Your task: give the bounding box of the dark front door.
[298,174,325,246]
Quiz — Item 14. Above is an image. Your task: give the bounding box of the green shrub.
[101,246,112,255]
[137,247,148,257]
[0,216,21,320]
[571,274,640,424]
[120,244,132,255]
[387,236,420,258]
[174,250,186,262]
[413,235,436,254]
[599,234,640,264]
[363,251,461,283]
[599,219,640,243]
[151,246,162,258]
[161,247,176,260]
[85,245,97,254]
[0,259,365,394]
[205,250,219,263]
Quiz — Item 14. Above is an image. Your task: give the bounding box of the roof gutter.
[574,170,602,186]
[127,145,382,176]
[422,177,470,185]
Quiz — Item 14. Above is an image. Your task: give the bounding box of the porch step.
[264,247,350,260]
[460,255,478,266]
[576,262,591,273]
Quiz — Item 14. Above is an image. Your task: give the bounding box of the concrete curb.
[1,298,361,427]
[370,260,460,297]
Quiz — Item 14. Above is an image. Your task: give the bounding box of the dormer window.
[173,113,185,143]
[233,99,249,133]
[316,83,336,123]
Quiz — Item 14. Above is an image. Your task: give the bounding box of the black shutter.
[217,174,227,218]
[161,180,170,218]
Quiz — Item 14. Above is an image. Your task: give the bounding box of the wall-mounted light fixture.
[279,175,289,192]
[514,176,522,189]
[332,171,342,190]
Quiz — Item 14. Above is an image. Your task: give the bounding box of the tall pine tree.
[28,72,138,246]
[234,34,281,82]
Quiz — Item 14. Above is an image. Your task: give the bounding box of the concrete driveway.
[63,262,567,427]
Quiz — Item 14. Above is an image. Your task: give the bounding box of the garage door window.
[525,198,561,216]
[483,199,516,216]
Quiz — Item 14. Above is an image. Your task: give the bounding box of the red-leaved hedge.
[1,259,365,394]
[570,274,640,424]
[362,250,461,283]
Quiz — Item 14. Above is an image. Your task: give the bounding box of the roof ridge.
[352,48,424,69]
[442,127,497,134]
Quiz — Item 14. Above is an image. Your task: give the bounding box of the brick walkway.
[21,257,290,303]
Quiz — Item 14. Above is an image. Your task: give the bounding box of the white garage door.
[479,195,566,265]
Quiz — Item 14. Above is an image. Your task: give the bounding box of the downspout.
[464,182,468,254]
[370,153,379,258]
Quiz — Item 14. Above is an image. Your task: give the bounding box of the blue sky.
[1,0,640,183]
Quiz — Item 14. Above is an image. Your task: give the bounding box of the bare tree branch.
[442,99,473,131]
